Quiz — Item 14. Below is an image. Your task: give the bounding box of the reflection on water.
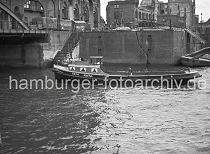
[0,68,210,153]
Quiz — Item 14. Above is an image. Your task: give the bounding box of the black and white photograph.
[0,0,210,153]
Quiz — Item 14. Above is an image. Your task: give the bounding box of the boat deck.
[102,65,190,75]
[57,61,192,76]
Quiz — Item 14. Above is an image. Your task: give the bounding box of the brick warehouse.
[0,0,101,30]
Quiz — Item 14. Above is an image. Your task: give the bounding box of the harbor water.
[0,67,210,153]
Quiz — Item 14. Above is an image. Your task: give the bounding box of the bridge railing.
[0,27,48,34]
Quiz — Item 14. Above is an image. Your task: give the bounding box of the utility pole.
[201,13,203,33]
[10,0,12,9]
[57,0,61,30]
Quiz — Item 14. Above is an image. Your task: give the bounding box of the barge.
[53,56,201,85]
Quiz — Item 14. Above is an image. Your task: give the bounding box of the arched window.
[139,12,142,19]
[74,4,79,21]
[135,10,138,19]
[14,6,20,13]
[93,7,98,28]
[13,6,22,29]
[0,7,8,20]
[68,0,74,20]
[0,7,9,29]
[14,6,21,19]
[88,0,93,12]
[62,2,68,19]
[84,4,89,22]
[48,0,55,18]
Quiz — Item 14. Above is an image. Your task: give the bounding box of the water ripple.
[0,68,210,153]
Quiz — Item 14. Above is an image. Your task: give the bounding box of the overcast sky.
[101,0,210,22]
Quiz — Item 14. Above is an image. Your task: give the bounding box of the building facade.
[140,0,158,21]
[0,0,101,30]
[198,19,210,47]
[106,0,198,29]
[158,0,197,29]
[168,0,195,28]
[106,0,155,28]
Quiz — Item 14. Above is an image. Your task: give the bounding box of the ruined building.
[158,0,198,29]
[106,0,198,29]
[168,0,196,28]
[106,0,157,28]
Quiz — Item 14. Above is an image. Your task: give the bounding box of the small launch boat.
[53,56,201,85]
[181,47,210,67]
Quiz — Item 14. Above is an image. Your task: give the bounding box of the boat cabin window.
[90,56,103,65]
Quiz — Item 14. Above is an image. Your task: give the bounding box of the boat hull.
[181,47,210,67]
[181,56,210,67]
[52,65,201,86]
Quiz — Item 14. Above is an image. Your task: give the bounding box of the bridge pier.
[0,42,43,68]
[0,30,70,68]
[0,2,72,69]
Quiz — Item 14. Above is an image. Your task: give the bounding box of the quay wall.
[42,30,71,67]
[0,30,188,68]
[79,30,186,65]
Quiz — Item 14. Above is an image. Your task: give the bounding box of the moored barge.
[53,56,201,85]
